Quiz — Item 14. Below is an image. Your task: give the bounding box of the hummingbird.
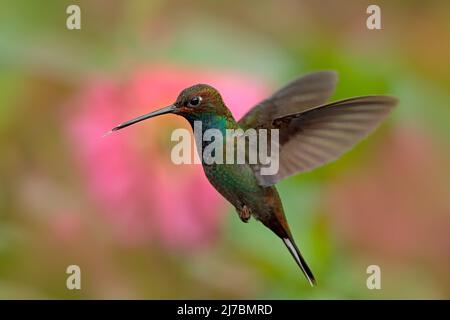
[110,71,397,286]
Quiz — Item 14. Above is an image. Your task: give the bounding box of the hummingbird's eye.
[188,96,202,107]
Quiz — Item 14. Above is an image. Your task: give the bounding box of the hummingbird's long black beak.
[110,104,176,132]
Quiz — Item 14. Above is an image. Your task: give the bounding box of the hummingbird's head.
[110,84,232,132]
[173,84,231,119]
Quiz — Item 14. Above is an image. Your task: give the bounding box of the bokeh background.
[0,0,449,299]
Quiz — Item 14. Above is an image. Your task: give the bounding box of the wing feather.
[238,71,338,129]
[254,96,398,186]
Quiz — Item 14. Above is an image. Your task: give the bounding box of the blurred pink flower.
[65,65,268,250]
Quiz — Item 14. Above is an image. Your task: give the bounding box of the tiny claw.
[238,205,251,222]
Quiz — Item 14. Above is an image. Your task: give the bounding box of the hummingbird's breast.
[202,163,286,227]
[203,163,261,206]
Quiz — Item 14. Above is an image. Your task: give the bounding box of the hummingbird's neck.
[185,112,238,136]
[185,112,238,164]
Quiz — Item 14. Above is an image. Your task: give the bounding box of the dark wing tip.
[292,70,339,86]
[382,95,399,107]
[330,95,399,109]
[315,69,339,79]
[364,94,398,104]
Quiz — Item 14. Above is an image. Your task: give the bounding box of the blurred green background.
[1,0,449,299]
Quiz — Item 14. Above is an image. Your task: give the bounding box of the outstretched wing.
[254,96,398,186]
[238,71,338,130]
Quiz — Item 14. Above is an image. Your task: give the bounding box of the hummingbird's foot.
[238,205,251,223]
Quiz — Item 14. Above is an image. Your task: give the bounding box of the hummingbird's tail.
[282,237,316,286]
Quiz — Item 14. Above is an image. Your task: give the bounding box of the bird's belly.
[203,163,279,219]
[203,164,259,204]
